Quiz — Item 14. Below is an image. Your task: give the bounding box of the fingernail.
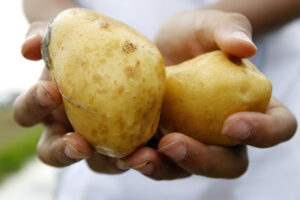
[25,33,40,41]
[36,86,54,106]
[64,143,88,160]
[116,159,130,171]
[158,141,187,162]
[26,30,43,40]
[222,120,251,140]
[132,161,153,175]
[232,31,256,48]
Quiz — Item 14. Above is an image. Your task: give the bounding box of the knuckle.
[27,21,48,35]
[12,95,32,127]
[86,155,124,174]
[37,140,74,167]
[228,12,249,23]
[229,158,249,179]
[227,12,252,31]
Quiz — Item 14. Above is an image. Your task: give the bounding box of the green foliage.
[0,125,43,183]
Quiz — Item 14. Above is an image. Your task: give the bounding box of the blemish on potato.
[117,86,125,94]
[136,60,140,66]
[88,97,95,105]
[92,73,102,83]
[96,88,108,94]
[85,12,100,22]
[105,47,113,57]
[98,20,110,29]
[122,58,129,64]
[124,65,140,79]
[122,40,137,54]
[69,9,78,16]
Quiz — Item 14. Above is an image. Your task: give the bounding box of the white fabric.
[73,0,215,40]
[56,1,300,200]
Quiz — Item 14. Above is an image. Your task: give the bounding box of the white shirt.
[56,1,300,200]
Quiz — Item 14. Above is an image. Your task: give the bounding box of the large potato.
[160,50,272,146]
[41,8,165,158]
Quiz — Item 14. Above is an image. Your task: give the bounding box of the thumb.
[213,13,257,58]
[21,21,48,60]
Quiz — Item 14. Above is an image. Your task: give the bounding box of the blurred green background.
[0,97,43,184]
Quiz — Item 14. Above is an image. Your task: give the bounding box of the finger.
[213,12,257,58]
[222,97,297,148]
[158,133,248,178]
[21,21,48,60]
[86,153,127,174]
[194,10,256,58]
[13,80,62,127]
[37,125,92,167]
[116,147,190,180]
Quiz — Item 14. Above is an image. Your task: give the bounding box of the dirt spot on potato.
[122,40,137,54]
[96,88,108,94]
[124,62,140,79]
[125,67,136,78]
[92,73,102,83]
[88,97,95,105]
[117,86,125,94]
[105,47,113,57]
[98,21,110,29]
[99,58,107,64]
[69,9,78,16]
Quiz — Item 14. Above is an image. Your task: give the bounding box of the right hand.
[14,21,128,174]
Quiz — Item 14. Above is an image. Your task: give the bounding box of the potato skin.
[42,8,165,158]
[160,50,272,146]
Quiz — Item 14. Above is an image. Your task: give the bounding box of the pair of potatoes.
[42,8,272,158]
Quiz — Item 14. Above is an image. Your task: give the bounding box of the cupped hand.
[14,21,128,174]
[155,9,256,66]
[115,10,296,180]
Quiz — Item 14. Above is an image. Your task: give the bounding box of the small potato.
[160,50,272,146]
[41,8,165,158]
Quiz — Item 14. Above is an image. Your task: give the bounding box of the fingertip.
[63,132,93,159]
[157,132,187,149]
[21,34,43,60]
[37,81,62,106]
[216,31,257,58]
[122,147,160,175]
[158,133,192,162]
[13,81,62,127]
[222,116,252,141]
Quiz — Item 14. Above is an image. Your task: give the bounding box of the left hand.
[115,10,297,180]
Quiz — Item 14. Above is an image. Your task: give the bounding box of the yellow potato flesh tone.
[160,51,272,146]
[45,8,165,157]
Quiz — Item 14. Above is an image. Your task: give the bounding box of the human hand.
[13,21,130,174]
[110,10,297,180]
[155,9,256,65]
[119,96,296,180]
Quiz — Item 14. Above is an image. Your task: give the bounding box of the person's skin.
[14,0,298,180]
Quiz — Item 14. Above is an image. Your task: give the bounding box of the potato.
[160,50,272,146]
[41,8,165,158]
